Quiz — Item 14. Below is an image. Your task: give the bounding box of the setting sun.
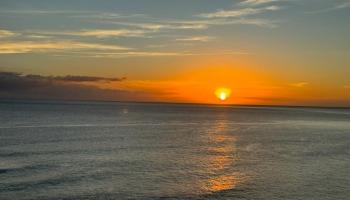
[215,88,232,101]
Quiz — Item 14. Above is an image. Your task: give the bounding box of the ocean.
[0,101,349,200]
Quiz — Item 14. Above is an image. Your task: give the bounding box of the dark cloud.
[0,72,50,91]
[54,75,126,82]
[0,71,125,88]
[0,71,132,101]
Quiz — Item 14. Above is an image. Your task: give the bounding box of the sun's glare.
[215,88,231,101]
[219,92,227,101]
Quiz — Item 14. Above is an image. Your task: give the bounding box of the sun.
[215,88,232,101]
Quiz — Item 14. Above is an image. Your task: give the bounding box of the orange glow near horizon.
[93,64,344,106]
[174,66,278,104]
[94,65,283,105]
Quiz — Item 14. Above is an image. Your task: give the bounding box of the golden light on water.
[215,88,232,101]
[206,173,241,192]
[201,119,246,193]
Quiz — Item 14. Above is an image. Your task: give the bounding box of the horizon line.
[1,98,349,110]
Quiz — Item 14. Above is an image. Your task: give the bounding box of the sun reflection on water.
[201,119,245,193]
[206,173,242,192]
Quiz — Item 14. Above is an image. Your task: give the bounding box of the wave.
[0,164,53,175]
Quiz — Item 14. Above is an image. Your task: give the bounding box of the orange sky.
[87,65,349,106]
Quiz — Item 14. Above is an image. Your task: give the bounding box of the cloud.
[0,3,281,58]
[0,72,125,93]
[0,29,17,38]
[34,29,148,38]
[52,75,126,82]
[0,41,129,54]
[77,51,193,58]
[198,6,280,18]
[175,36,214,42]
[218,18,277,27]
[1,35,248,57]
[125,17,277,31]
[335,2,350,9]
[0,72,130,101]
[73,12,148,19]
[172,18,277,28]
[141,23,208,30]
[307,1,350,14]
[0,72,125,85]
[57,50,249,58]
[0,71,173,102]
[98,12,275,29]
[105,21,208,31]
[71,29,146,38]
[240,0,279,6]
[97,14,276,30]
[289,82,309,87]
[27,35,53,39]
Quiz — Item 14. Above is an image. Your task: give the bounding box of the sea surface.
[0,101,349,200]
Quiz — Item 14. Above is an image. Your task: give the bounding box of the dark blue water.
[0,101,349,200]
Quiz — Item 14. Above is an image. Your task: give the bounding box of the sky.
[0,0,349,106]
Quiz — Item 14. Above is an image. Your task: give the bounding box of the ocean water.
[0,101,349,200]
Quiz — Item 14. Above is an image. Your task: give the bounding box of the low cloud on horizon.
[0,72,134,101]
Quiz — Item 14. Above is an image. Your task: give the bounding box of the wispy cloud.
[180,18,278,28]
[335,1,350,9]
[74,12,148,20]
[240,0,280,6]
[97,9,277,29]
[26,35,53,39]
[0,41,129,54]
[142,23,208,30]
[0,2,282,58]
[27,29,149,38]
[307,1,350,14]
[0,33,248,57]
[63,50,250,58]
[69,51,193,58]
[105,21,208,31]
[114,17,277,32]
[218,18,278,27]
[198,6,280,18]
[176,36,214,42]
[62,29,147,38]
[0,29,18,38]
[290,82,309,87]
[53,75,126,82]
